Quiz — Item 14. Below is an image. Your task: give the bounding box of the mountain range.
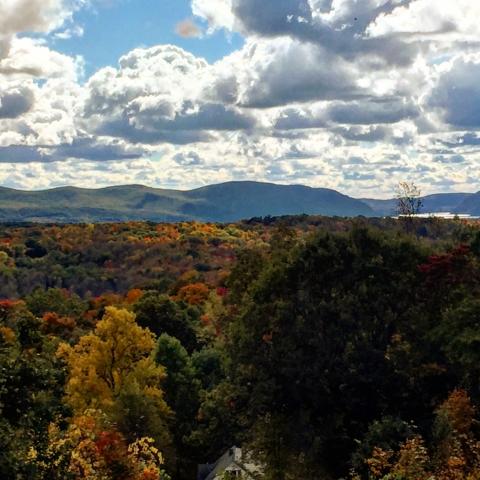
[362,192,478,216]
[0,181,477,223]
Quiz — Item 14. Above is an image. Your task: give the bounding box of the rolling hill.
[1,182,478,223]
[363,193,474,216]
[453,193,480,216]
[0,181,374,223]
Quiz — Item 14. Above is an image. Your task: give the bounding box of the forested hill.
[363,192,476,216]
[0,181,373,222]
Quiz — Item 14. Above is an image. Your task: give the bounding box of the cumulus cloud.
[84,45,207,115]
[334,126,391,143]
[232,0,313,37]
[1,0,480,199]
[195,0,421,66]
[344,171,376,181]
[54,25,85,40]
[0,37,82,79]
[210,38,366,108]
[196,0,480,62]
[173,151,203,165]
[82,45,255,145]
[0,0,76,60]
[434,154,466,164]
[191,0,235,31]
[0,138,145,163]
[429,58,480,129]
[0,0,84,152]
[0,145,47,163]
[367,0,480,41]
[0,86,34,119]
[0,0,70,37]
[445,133,480,147]
[53,137,147,161]
[274,107,327,130]
[327,99,419,125]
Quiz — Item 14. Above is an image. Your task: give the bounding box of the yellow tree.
[58,306,170,417]
[31,410,171,480]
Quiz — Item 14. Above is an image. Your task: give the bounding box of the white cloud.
[429,56,480,129]
[82,45,255,145]
[367,0,480,40]
[1,0,480,198]
[191,0,235,31]
[54,24,85,40]
[0,0,70,36]
[0,37,83,79]
[0,0,80,60]
[0,83,34,119]
[210,38,366,108]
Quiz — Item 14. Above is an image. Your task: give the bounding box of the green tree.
[430,298,480,395]
[25,288,87,320]
[134,292,199,351]
[192,347,225,391]
[224,227,434,479]
[155,333,201,479]
[0,306,68,479]
[226,248,266,305]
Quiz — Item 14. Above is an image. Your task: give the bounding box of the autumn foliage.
[2,218,480,480]
[357,390,480,480]
[33,411,170,480]
[58,307,170,416]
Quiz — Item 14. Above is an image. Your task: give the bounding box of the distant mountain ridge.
[0,181,477,223]
[0,182,373,223]
[363,192,477,216]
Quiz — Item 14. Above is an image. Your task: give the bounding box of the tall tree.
[134,293,199,352]
[396,181,423,217]
[58,307,172,454]
[155,334,201,479]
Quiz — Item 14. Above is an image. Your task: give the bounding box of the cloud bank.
[1,0,480,198]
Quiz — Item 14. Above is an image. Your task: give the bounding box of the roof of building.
[198,446,261,480]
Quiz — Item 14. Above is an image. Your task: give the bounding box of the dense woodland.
[2,216,480,479]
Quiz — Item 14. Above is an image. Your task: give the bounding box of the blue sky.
[0,0,480,197]
[52,0,243,78]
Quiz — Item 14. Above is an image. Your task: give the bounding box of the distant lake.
[407,212,480,219]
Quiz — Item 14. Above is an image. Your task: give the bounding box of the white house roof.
[199,446,262,480]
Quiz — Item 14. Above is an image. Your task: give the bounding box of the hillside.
[0,181,373,223]
[1,182,479,223]
[453,192,480,215]
[363,192,474,216]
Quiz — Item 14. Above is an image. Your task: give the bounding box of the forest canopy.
[1,216,480,479]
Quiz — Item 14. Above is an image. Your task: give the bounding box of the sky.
[0,0,480,198]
